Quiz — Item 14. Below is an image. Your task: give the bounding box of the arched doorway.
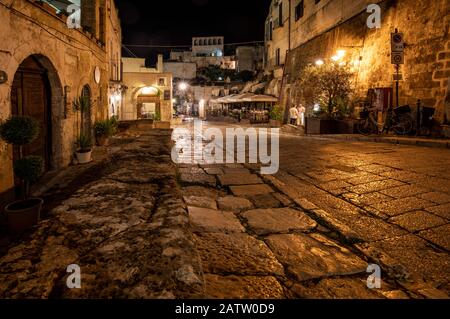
[137,86,161,120]
[81,84,92,138]
[11,56,52,171]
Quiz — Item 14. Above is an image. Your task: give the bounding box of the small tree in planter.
[269,105,283,127]
[300,62,353,134]
[73,95,93,164]
[300,62,353,117]
[0,116,44,233]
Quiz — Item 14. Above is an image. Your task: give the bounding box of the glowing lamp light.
[337,50,346,58]
[178,82,188,91]
[142,86,158,95]
[172,98,177,103]
[315,59,324,66]
[313,103,321,112]
[331,55,341,62]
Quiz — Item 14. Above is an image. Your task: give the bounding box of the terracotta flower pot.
[5,198,43,233]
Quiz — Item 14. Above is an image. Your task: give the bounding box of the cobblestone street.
[0,123,449,299]
[178,122,450,299]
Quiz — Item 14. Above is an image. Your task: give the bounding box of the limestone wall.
[281,0,450,121]
[0,0,120,196]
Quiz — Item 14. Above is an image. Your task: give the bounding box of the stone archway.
[10,54,63,172]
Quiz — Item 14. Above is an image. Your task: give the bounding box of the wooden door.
[11,56,52,171]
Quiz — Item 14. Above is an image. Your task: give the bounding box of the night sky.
[115,0,272,62]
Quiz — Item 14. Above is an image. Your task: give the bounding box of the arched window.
[218,38,222,45]
[208,39,212,45]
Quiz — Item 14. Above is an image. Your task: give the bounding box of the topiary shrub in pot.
[0,116,44,233]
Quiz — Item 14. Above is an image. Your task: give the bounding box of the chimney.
[157,54,164,73]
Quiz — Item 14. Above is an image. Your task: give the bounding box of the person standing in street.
[297,104,306,126]
[289,105,299,125]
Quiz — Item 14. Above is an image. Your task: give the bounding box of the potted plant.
[0,116,44,233]
[76,134,92,164]
[94,118,117,146]
[153,110,170,129]
[73,95,93,164]
[269,105,283,127]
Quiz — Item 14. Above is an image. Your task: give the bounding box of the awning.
[243,95,278,103]
[227,93,256,103]
[210,94,278,104]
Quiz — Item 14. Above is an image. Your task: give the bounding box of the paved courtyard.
[0,122,448,299]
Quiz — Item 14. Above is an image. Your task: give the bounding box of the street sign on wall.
[392,52,404,65]
[391,32,404,65]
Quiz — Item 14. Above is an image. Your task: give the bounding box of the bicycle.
[357,105,413,136]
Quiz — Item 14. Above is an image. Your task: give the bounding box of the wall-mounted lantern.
[0,71,7,84]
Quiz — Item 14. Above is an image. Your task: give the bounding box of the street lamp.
[178,82,188,91]
[315,59,324,66]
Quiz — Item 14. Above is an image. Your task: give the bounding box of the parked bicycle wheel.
[392,115,414,135]
[392,115,413,136]
[357,118,377,135]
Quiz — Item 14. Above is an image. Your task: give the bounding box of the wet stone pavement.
[0,122,448,299]
[177,122,450,299]
[0,129,204,298]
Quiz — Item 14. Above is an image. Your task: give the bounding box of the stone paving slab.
[204,274,285,299]
[180,173,217,187]
[343,192,393,206]
[418,225,450,251]
[418,192,450,205]
[194,232,284,276]
[265,234,367,282]
[242,208,317,235]
[248,193,283,208]
[426,203,450,220]
[218,173,263,186]
[230,184,274,197]
[287,277,385,299]
[217,196,254,212]
[204,167,224,175]
[380,185,431,199]
[182,186,225,199]
[356,234,450,293]
[183,196,218,210]
[389,211,447,232]
[370,197,437,216]
[188,207,245,233]
[346,179,406,194]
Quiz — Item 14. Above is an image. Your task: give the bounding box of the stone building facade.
[121,57,173,122]
[192,36,225,57]
[0,0,122,206]
[236,45,264,73]
[264,0,450,123]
